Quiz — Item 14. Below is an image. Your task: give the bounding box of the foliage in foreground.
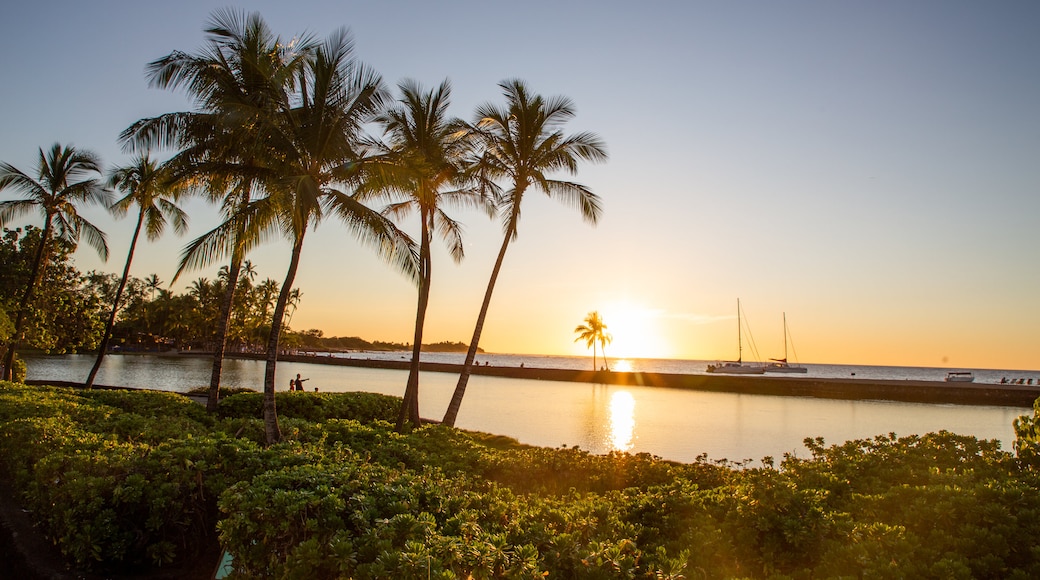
[2,381,1040,578]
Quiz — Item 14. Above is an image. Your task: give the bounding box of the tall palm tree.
[0,144,111,381]
[574,311,612,371]
[361,79,489,431]
[122,8,313,412]
[442,80,608,426]
[85,154,188,388]
[252,28,418,444]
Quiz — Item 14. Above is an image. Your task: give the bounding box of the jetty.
[261,353,1040,408]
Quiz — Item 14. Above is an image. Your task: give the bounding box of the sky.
[1,1,1038,370]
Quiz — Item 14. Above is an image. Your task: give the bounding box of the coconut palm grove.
[4,9,1040,579]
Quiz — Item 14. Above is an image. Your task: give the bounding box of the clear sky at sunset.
[2,1,1038,370]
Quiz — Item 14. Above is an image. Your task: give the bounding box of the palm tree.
[574,311,612,371]
[85,154,188,388]
[123,8,314,412]
[0,144,111,381]
[441,80,608,426]
[361,79,489,431]
[250,28,419,444]
[144,273,163,300]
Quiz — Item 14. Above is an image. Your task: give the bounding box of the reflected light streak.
[609,390,636,452]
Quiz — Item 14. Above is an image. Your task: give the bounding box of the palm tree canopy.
[123,8,313,156]
[252,28,419,282]
[107,154,190,241]
[470,79,608,240]
[574,310,612,350]
[0,143,111,260]
[360,78,493,265]
[120,8,313,274]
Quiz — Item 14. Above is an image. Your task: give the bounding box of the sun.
[591,302,670,360]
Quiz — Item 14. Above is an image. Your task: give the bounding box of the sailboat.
[765,312,807,373]
[707,299,765,374]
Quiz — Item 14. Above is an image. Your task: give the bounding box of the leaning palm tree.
[574,311,612,371]
[85,154,188,388]
[0,144,111,381]
[252,28,418,444]
[122,8,313,412]
[360,79,489,431]
[441,80,608,426]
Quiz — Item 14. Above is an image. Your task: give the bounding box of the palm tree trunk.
[207,247,244,412]
[262,228,307,445]
[2,216,54,381]
[442,230,513,427]
[85,210,144,388]
[398,220,431,432]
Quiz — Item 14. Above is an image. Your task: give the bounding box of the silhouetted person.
[294,373,309,391]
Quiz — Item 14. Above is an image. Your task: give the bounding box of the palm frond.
[73,214,110,261]
[433,208,466,263]
[326,190,420,283]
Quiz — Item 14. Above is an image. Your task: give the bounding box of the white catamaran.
[707,299,765,374]
[765,312,807,373]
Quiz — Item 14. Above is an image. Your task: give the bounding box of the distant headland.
[285,337,481,354]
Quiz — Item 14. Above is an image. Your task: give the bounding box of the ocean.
[21,352,1036,464]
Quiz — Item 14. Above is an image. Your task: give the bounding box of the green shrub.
[3,382,1040,578]
[217,391,399,423]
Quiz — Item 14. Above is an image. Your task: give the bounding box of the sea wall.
[267,354,1040,408]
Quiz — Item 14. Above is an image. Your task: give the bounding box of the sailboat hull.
[707,362,765,374]
[764,363,807,373]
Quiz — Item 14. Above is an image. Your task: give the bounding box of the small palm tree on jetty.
[0,144,111,381]
[574,311,612,371]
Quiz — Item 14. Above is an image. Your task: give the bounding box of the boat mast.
[737,298,742,364]
[783,312,788,362]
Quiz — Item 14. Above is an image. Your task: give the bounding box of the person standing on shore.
[294,374,308,391]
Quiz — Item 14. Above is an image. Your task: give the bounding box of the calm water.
[24,353,1032,464]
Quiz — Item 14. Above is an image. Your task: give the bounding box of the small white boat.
[708,361,766,374]
[765,361,807,373]
[945,371,975,383]
[707,299,764,374]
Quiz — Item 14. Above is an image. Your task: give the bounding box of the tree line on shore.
[0,226,476,367]
[0,9,605,440]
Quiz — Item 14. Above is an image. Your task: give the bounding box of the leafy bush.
[217,391,399,423]
[3,382,1040,578]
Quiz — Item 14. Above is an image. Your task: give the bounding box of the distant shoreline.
[238,352,1040,409]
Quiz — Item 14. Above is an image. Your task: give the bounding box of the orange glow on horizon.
[573,302,673,360]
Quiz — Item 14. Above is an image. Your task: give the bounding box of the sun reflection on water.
[609,390,636,452]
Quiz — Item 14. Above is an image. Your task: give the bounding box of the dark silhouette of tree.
[574,311,612,371]
[0,144,111,380]
[360,79,489,430]
[85,154,187,388]
[442,80,607,426]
